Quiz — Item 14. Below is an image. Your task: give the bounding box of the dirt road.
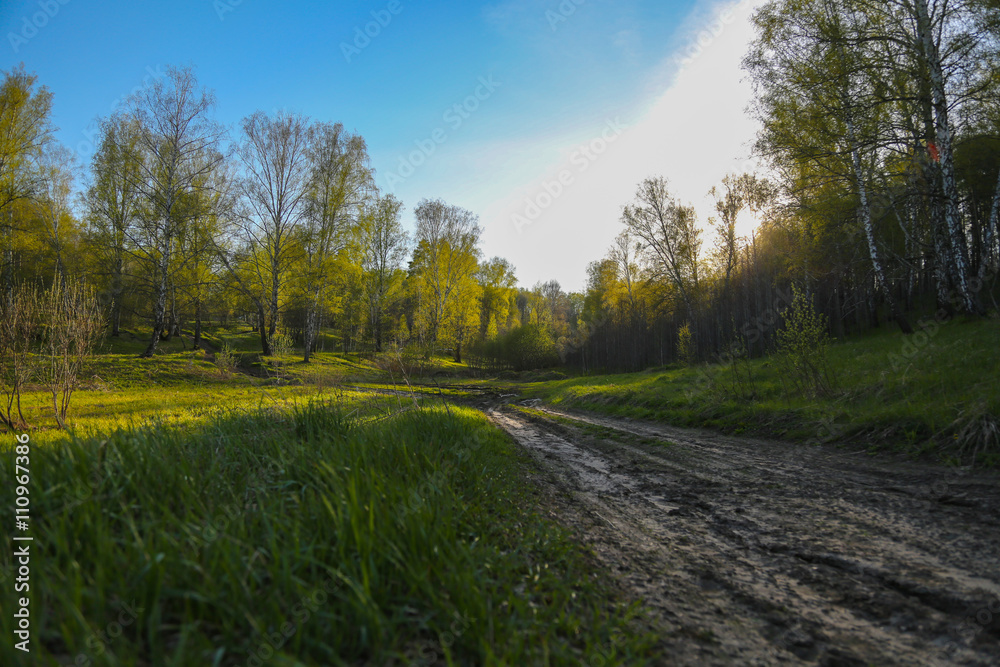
[486,403,1000,666]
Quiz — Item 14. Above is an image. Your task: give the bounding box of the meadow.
[0,326,658,665]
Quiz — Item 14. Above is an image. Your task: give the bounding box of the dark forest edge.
[513,316,1000,468]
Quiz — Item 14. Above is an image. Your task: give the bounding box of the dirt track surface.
[486,404,1000,666]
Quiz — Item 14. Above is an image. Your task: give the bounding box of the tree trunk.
[110,254,122,337]
[268,256,280,341]
[141,259,168,357]
[258,306,272,356]
[193,299,202,349]
[979,166,1000,281]
[303,306,315,363]
[845,116,914,334]
[914,0,980,315]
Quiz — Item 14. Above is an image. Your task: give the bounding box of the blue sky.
[1,0,764,291]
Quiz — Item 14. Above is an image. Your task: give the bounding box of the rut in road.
[486,405,1000,666]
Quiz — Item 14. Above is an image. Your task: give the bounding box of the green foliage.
[775,285,836,397]
[677,322,695,367]
[472,323,561,372]
[214,343,238,377]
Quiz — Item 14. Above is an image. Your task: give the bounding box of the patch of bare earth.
[486,404,1000,666]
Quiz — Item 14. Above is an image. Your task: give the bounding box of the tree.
[32,144,79,288]
[359,193,408,353]
[0,283,39,430]
[230,110,311,356]
[746,0,998,318]
[172,166,226,348]
[746,0,916,331]
[120,66,225,357]
[41,280,103,429]
[410,199,482,360]
[0,65,54,301]
[709,173,774,296]
[476,256,518,339]
[622,176,701,325]
[300,122,372,361]
[85,114,144,336]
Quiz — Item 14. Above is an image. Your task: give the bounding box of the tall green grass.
[0,402,656,665]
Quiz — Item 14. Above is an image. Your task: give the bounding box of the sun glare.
[735,208,760,239]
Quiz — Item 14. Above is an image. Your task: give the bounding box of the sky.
[1,0,765,292]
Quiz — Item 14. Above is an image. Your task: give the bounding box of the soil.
[483,401,1000,666]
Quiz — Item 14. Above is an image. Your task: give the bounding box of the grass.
[520,317,1000,466]
[0,325,659,664]
[0,400,658,665]
[9,324,483,447]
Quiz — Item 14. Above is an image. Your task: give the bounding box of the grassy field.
[518,317,1000,466]
[1,350,659,664]
[10,326,472,449]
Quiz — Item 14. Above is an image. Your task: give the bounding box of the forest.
[3,0,1000,397]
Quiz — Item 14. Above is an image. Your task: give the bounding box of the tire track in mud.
[486,405,1000,666]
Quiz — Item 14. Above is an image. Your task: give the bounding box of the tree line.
[0,64,561,370]
[4,0,999,382]
[569,0,1000,372]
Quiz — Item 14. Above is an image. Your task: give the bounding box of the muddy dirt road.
[486,404,1000,666]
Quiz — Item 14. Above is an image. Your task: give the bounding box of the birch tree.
[120,66,225,357]
[621,176,701,324]
[410,199,482,358]
[85,115,144,336]
[230,111,311,356]
[300,122,372,361]
[358,193,407,353]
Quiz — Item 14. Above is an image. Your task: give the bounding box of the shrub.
[677,322,695,366]
[215,344,238,377]
[775,285,836,397]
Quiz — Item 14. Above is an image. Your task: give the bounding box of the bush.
[677,322,695,366]
[214,344,238,377]
[776,285,836,397]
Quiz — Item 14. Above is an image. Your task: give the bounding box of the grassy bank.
[521,317,1000,466]
[1,401,656,665]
